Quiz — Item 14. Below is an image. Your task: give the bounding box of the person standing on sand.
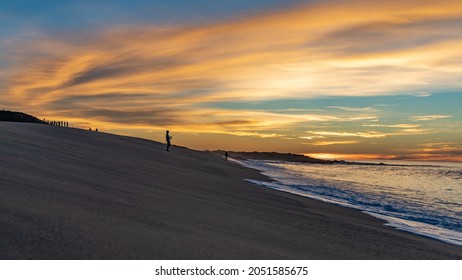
[225,151,229,160]
[166,130,172,151]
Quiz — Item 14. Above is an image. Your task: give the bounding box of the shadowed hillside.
[1,122,461,259]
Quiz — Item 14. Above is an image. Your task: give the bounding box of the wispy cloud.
[394,142,462,161]
[225,131,284,138]
[305,127,429,138]
[299,136,325,140]
[410,115,452,121]
[411,92,432,97]
[326,106,376,112]
[305,130,388,138]
[362,123,420,128]
[306,140,360,146]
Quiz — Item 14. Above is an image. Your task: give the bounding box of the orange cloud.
[6,0,462,106]
[306,140,360,146]
[305,130,388,138]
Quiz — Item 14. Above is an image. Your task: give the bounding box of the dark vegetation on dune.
[1,110,69,127]
[0,110,45,124]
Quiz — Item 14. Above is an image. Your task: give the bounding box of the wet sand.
[0,122,461,259]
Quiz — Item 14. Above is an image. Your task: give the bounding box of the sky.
[1,0,461,161]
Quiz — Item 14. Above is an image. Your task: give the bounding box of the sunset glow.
[1,0,461,161]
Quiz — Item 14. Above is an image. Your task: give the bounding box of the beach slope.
[0,122,460,259]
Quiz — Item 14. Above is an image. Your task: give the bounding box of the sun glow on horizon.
[305,153,398,161]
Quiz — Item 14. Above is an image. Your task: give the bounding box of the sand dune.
[0,122,460,259]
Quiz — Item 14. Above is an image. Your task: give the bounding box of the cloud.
[305,130,388,138]
[305,127,429,139]
[312,15,462,57]
[410,115,452,121]
[225,131,284,138]
[299,136,325,140]
[306,140,360,146]
[326,106,376,112]
[411,92,432,97]
[362,123,420,128]
[393,142,462,161]
[5,0,462,103]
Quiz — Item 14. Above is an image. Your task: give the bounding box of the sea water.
[236,159,462,246]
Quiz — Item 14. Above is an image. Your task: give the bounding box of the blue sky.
[1,0,299,30]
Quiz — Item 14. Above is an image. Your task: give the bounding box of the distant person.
[225,151,229,161]
[166,130,172,151]
[95,128,98,132]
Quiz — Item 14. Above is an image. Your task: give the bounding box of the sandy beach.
[0,122,461,259]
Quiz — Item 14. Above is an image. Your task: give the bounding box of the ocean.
[236,159,462,246]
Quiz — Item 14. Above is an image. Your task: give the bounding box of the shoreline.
[235,159,462,248]
[240,175,462,259]
[1,122,461,259]
[245,178,462,247]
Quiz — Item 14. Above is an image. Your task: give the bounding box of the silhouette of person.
[225,151,229,161]
[166,130,172,151]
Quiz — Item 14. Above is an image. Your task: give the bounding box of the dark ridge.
[211,150,393,166]
[211,150,333,164]
[0,110,45,124]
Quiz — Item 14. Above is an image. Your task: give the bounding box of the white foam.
[366,212,462,246]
